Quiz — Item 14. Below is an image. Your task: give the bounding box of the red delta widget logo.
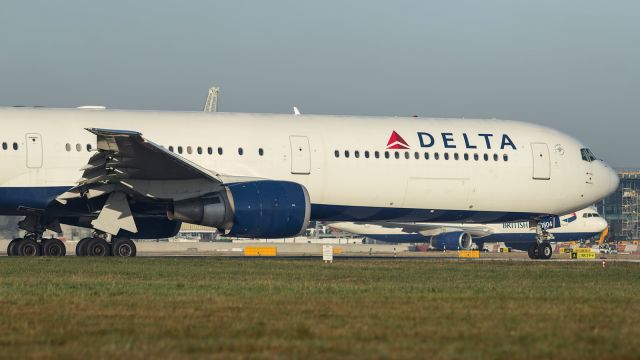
[386,131,410,150]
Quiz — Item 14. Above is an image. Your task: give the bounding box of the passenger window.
[483,154,489,161]
[86,144,92,152]
[384,151,390,159]
[374,151,380,159]
[394,151,400,159]
[259,148,264,156]
[208,147,213,155]
[434,152,440,160]
[493,154,499,161]
[345,150,350,158]
[444,153,449,160]
[75,144,81,152]
[365,151,370,159]
[168,146,174,152]
[454,153,459,161]
[503,154,509,162]
[238,148,243,155]
[335,150,340,158]
[64,143,70,152]
[404,152,409,159]
[218,147,223,155]
[414,152,419,160]
[178,146,183,154]
[197,146,202,155]
[464,153,469,161]
[187,146,193,155]
[474,154,479,161]
[424,152,429,160]
[355,150,360,158]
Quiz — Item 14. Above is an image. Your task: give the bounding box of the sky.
[0,0,638,167]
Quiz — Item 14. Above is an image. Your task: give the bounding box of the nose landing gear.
[528,241,553,260]
[527,221,555,260]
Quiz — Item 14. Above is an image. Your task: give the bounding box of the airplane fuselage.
[0,107,618,224]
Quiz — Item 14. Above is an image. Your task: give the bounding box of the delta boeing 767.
[0,107,618,256]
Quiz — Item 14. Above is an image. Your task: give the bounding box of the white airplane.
[328,207,608,259]
[0,107,618,257]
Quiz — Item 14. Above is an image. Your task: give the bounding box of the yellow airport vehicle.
[499,247,511,253]
[459,250,480,258]
[243,246,277,257]
[573,247,593,253]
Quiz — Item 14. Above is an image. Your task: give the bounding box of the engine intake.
[168,180,311,239]
[430,231,473,251]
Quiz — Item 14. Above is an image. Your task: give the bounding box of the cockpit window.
[580,148,597,162]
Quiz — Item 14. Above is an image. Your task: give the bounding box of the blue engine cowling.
[226,181,310,238]
[430,231,473,251]
[169,180,311,239]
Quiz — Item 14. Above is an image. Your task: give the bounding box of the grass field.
[1,258,639,359]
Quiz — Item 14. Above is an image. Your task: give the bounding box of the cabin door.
[531,143,550,180]
[290,136,311,174]
[26,133,43,168]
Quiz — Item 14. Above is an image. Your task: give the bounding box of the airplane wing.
[55,128,264,235]
[58,128,266,203]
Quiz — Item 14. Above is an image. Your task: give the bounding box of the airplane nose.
[607,166,619,196]
[596,218,608,232]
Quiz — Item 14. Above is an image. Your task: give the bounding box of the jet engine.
[167,180,310,238]
[430,231,473,251]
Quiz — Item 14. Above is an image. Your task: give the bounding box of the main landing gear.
[6,215,136,257]
[75,235,137,257]
[7,234,136,257]
[7,235,67,257]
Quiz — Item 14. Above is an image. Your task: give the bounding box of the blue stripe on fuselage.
[0,186,71,213]
[0,186,548,223]
[310,204,544,223]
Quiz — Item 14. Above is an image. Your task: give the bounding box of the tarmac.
[2,239,640,262]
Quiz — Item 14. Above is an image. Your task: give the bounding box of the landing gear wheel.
[112,237,136,257]
[7,238,22,256]
[87,238,111,257]
[76,237,92,256]
[42,239,66,256]
[528,243,539,259]
[538,242,553,260]
[17,238,41,257]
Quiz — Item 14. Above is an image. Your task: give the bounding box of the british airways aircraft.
[328,207,608,259]
[1,107,618,257]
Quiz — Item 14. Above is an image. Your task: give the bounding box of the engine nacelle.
[168,180,311,239]
[430,231,473,251]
